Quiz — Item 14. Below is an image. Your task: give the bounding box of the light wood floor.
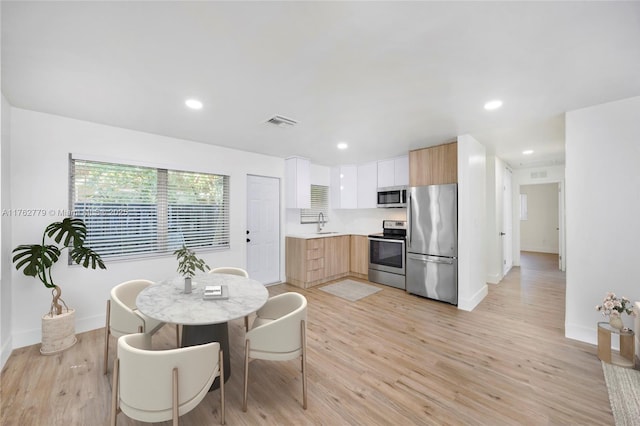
[0,252,613,425]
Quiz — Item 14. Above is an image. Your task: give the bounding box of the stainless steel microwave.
[376,186,407,208]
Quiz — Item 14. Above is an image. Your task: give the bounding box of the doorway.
[502,167,513,276]
[519,183,560,266]
[246,175,280,284]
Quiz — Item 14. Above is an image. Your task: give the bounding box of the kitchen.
[284,140,480,309]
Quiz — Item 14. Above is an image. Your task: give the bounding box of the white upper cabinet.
[377,155,409,188]
[394,155,409,186]
[377,159,395,188]
[330,165,357,209]
[357,162,377,208]
[285,157,310,209]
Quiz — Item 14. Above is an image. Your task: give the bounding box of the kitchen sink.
[316,231,339,235]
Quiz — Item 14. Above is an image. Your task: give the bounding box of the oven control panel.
[383,220,406,231]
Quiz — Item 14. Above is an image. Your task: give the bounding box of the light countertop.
[286,231,374,239]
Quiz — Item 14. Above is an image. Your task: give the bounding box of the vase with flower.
[595,292,633,330]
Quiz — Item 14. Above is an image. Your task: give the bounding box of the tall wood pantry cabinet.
[409,142,457,186]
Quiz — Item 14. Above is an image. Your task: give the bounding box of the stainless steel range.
[368,220,406,289]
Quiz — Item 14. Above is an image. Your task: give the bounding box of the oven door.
[368,237,405,274]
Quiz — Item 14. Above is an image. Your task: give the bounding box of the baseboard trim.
[565,323,599,347]
[12,313,105,349]
[12,326,40,349]
[1,336,13,372]
[520,246,559,254]
[458,284,488,312]
[486,272,501,285]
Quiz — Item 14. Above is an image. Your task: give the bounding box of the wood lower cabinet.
[324,235,350,279]
[409,142,457,186]
[286,235,352,288]
[350,235,369,279]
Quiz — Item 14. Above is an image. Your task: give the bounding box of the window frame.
[69,154,230,262]
[300,184,329,224]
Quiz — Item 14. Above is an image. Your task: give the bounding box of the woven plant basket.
[40,308,77,355]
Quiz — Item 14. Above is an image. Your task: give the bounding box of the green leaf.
[174,244,209,278]
[12,244,60,288]
[69,246,107,270]
[46,217,87,248]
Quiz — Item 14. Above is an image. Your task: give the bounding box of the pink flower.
[598,292,633,318]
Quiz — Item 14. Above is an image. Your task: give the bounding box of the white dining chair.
[110,333,225,425]
[103,279,175,375]
[209,267,251,331]
[243,292,308,411]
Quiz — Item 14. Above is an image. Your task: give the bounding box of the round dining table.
[136,273,269,389]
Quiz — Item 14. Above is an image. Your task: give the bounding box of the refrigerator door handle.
[407,253,455,265]
[408,193,412,246]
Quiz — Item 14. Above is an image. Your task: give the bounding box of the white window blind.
[300,185,329,224]
[70,159,230,260]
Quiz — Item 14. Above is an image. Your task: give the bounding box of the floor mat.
[602,361,640,425]
[319,280,382,302]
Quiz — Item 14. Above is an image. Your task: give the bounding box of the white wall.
[457,134,487,311]
[331,208,406,235]
[520,183,559,254]
[9,108,286,348]
[512,165,565,267]
[565,96,640,344]
[1,95,13,369]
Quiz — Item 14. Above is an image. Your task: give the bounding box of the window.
[70,158,230,260]
[300,185,329,224]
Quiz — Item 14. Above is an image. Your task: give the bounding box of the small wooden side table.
[597,322,635,367]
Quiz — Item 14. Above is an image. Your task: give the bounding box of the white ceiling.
[2,1,640,168]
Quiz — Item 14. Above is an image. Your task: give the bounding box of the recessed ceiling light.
[523,150,534,155]
[185,99,203,110]
[484,100,503,110]
[337,142,348,150]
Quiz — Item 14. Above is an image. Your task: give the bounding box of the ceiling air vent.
[265,115,298,128]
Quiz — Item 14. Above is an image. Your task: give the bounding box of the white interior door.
[502,167,513,276]
[246,175,280,284]
[558,182,566,271]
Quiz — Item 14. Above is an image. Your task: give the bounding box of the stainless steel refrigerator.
[406,184,458,305]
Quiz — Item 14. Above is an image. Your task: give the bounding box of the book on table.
[203,285,229,300]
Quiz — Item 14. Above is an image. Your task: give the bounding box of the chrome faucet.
[317,212,326,232]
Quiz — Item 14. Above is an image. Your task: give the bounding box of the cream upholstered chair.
[209,266,249,278]
[209,267,251,331]
[243,292,307,411]
[110,333,225,425]
[103,279,169,375]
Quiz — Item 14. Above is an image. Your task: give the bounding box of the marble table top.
[136,273,269,325]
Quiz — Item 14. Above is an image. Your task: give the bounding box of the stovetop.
[368,220,407,239]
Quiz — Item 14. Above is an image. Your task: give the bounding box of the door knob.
[246,230,250,235]
[500,232,506,236]
[246,238,251,243]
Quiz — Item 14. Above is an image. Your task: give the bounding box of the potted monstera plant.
[12,217,106,354]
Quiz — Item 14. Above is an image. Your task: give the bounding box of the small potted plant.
[595,292,634,330]
[12,217,106,354]
[173,244,210,293]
